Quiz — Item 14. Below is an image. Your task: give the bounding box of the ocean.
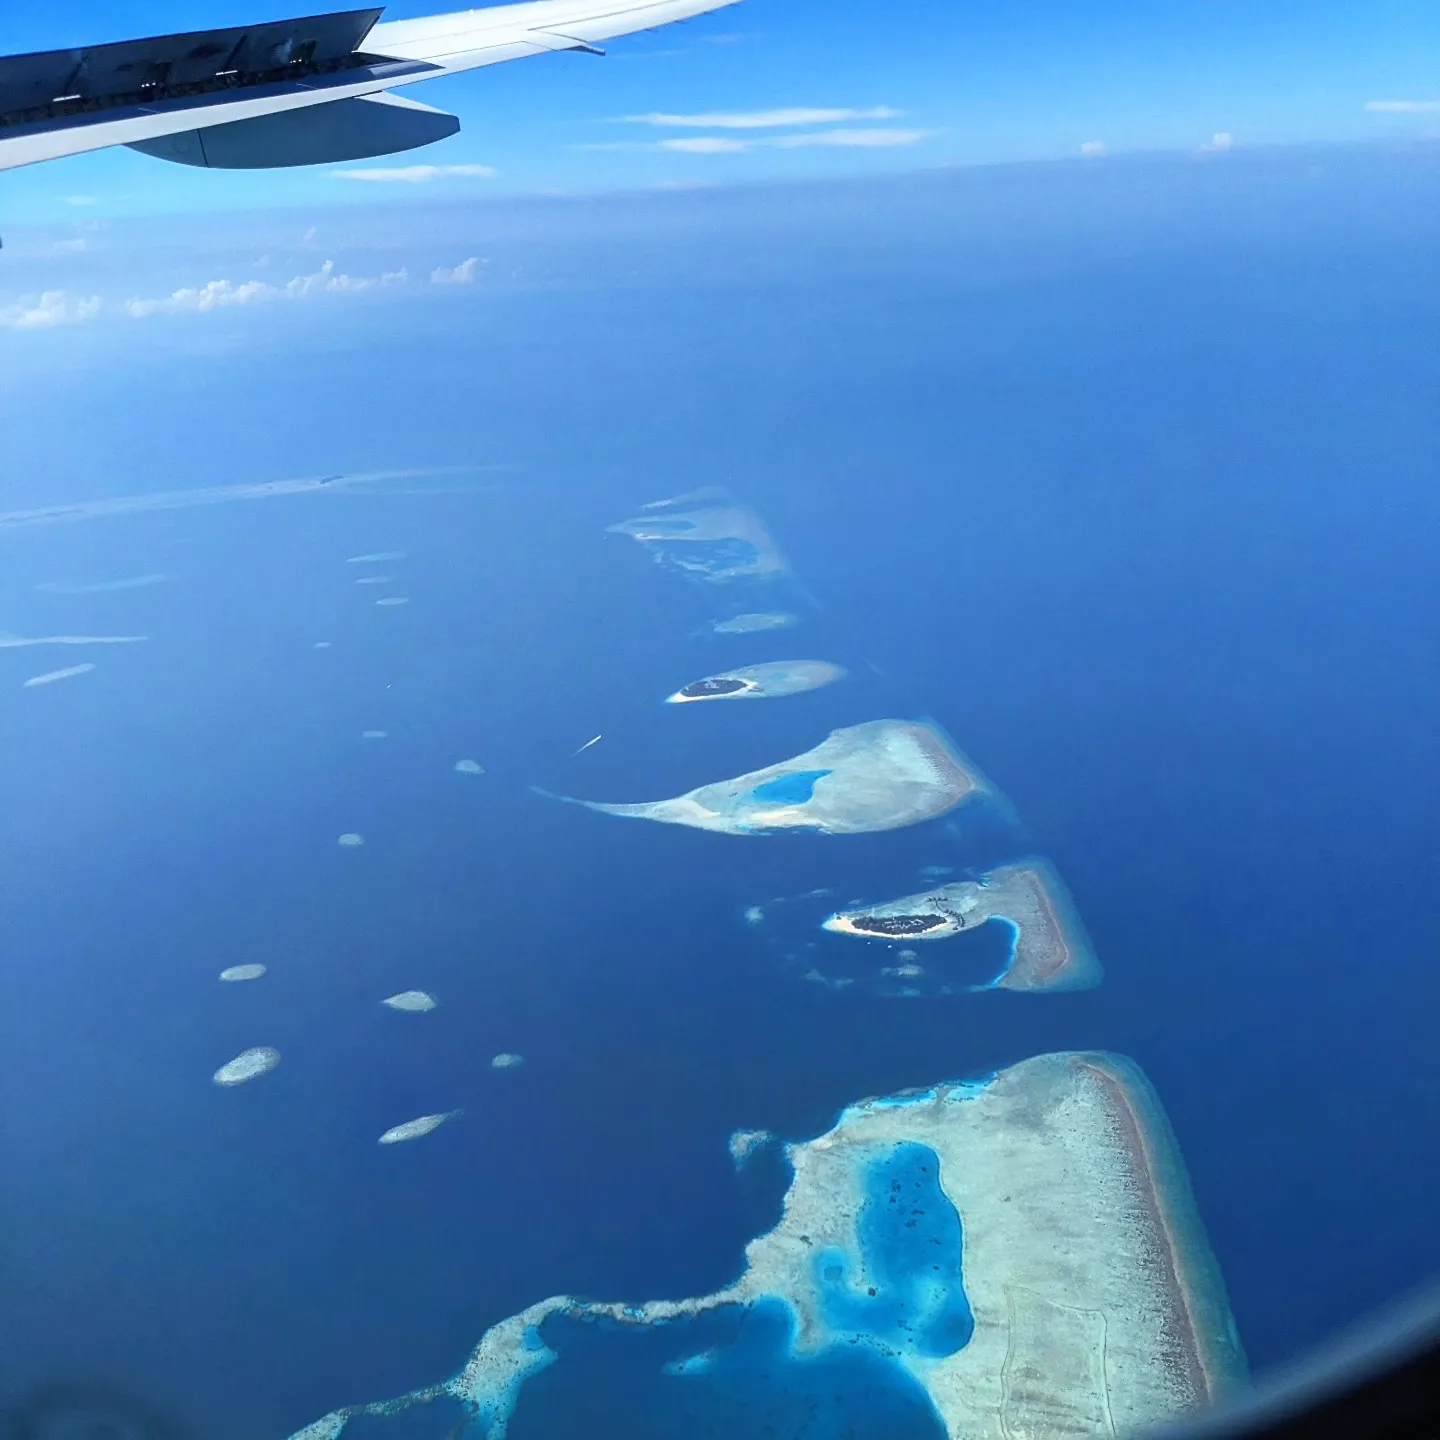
[1,147,1437,1437]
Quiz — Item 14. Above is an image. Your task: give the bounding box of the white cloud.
[1080,139,1107,157]
[51,236,89,254]
[125,260,407,318]
[659,136,750,154]
[125,278,278,317]
[604,126,931,156]
[1203,131,1235,151]
[431,257,483,285]
[1366,99,1440,113]
[625,106,901,130]
[331,163,498,183]
[65,195,99,207]
[771,127,929,149]
[284,259,407,297]
[0,291,102,330]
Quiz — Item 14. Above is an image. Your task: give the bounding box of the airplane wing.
[0,0,740,172]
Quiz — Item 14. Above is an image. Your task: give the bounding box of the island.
[564,719,992,836]
[289,1052,1245,1440]
[822,858,1102,992]
[667,660,846,703]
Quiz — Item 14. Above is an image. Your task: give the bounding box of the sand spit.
[571,719,992,836]
[0,633,146,649]
[379,1112,456,1145]
[287,1051,1243,1440]
[213,1047,280,1086]
[22,663,94,687]
[37,574,168,594]
[0,471,457,532]
[824,857,1103,991]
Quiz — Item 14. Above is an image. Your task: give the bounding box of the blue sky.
[2,0,1439,220]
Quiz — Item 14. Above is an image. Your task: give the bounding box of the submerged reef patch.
[711,611,797,634]
[289,1053,1244,1440]
[608,489,814,634]
[608,488,792,587]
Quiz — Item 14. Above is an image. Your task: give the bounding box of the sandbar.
[219,964,266,982]
[823,857,1102,992]
[570,719,991,836]
[712,611,796,634]
[379,1112,455,1145]
[382,990,437,1012]
[213,1047,280,1086]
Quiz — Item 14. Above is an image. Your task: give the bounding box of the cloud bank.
[0,291,102,330]
[330,163,498,183]
[3,257,478,331]
[625,106,901,130]
[431,257,482,284]
[595,127,930,155]
[1365,99,1440,113]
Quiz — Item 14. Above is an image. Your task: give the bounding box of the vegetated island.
[822,857,1102,992]
[666,660,846,704]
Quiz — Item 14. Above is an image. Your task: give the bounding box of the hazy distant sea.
[1,149,1437,1438]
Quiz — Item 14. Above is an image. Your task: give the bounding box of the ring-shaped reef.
[566,719,992,837]
[289,1052,1245,1440]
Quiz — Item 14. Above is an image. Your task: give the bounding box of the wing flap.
[0,10,383,119]
[126,90,460,169]
[0,0,741,173]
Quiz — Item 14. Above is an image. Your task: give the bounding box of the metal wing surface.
[0,0,739,172]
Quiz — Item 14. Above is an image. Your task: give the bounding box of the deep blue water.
[1,151,1438,1438]
[512,1301,947,1440]
[498,1143,967,1438]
